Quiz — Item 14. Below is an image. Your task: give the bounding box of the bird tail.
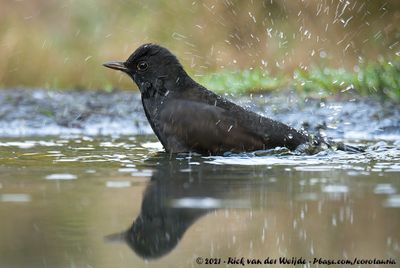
[334,142,365,153]
[307,133,365,153]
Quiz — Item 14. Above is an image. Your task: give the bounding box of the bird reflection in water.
[105,153,257,259]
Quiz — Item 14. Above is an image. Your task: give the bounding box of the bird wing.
[176,87,308,150]
[158,99,266,153]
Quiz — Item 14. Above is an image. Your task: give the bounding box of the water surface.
[0,135,399,267]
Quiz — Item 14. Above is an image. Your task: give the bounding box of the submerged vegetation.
[198,58,400,103]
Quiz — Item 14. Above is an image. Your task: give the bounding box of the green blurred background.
[0,0,399,93]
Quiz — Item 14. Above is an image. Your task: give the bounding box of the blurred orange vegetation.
[0,0,399,90]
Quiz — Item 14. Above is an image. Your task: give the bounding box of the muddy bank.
[0,88,399,140]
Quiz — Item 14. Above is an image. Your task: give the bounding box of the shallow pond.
[0,135,399,267]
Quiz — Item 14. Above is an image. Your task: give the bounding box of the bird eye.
[137,61,148,71]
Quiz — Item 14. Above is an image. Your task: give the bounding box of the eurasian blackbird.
[103,43,309,154]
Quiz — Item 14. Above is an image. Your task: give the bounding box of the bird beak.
[104,231,127,243]
[103,61,128,72]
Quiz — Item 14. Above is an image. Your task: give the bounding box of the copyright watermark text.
[195,256,397,266]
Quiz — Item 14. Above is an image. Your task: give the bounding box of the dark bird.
[103,44,313,154]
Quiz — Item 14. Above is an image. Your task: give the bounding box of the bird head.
[103,44,188,96]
